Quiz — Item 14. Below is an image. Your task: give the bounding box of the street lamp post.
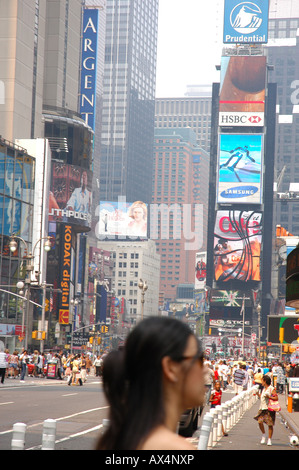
[9,234,52,350]
[256,303,262,361]
[138,279,148,321]
[70,298,79,354]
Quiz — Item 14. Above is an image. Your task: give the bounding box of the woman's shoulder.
[140,427,196,451]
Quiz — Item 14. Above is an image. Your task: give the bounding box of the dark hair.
[262,375,271,386]
[96,316,199,450]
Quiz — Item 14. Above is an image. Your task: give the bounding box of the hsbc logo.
[249,115,262,123]
[219,112,264,127]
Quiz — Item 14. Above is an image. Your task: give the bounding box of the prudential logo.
[223,0,268,44]
[230,2,262,34]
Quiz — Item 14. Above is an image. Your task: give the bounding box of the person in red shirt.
[209,381,228,436]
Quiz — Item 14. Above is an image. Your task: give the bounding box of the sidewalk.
[0,372,99,387]
[278,391,299,439]
[192,389,299,450]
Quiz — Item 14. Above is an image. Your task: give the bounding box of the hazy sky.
[155,0,225,97]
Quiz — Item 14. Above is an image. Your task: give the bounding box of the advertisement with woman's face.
[97,200,148,239]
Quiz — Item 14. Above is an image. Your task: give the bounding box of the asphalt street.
[1,377,299,451]
[0,375,108,450]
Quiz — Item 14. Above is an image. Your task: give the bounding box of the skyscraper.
[152,128,209,300]
[155,91,212,153]
[99,0,159,205]
[266,0,299,234]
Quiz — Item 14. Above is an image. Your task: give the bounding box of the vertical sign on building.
[80,8,99,130]
[59,224,72,324]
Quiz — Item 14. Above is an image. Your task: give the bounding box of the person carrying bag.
[254,375,280,446]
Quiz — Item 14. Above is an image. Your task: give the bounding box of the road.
[0,377,108,450]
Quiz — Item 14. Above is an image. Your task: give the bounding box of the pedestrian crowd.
[0,346,109,385]
[201,357,297,446]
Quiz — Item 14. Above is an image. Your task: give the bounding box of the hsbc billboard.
[219,112,264,127]
[219,56,266,127]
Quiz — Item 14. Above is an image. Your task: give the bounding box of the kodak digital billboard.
[219,55,266,127]
[217,133,263,204]
[213,210,262,283]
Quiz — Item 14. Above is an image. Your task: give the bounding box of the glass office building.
[0,138,35,321]
[99,0,159,205]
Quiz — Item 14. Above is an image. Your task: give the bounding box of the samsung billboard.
[217,133,263,205]
[223,0,269,44]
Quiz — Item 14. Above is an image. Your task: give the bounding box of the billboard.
[219,56,266,127]
[223,0,269,44]
[214,210,262,282]
[97,200,148,239]
[58,224,72,324]
[210,289,251,307]
[80,8,99,130]
[195,252,206,290]
[217,133,263,204]
[49,162,92,231]
[268,315,299,345]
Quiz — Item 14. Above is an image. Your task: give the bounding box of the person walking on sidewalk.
[0,348,8,384]
[209,381,228,436]
[254,375,279,446]
[233,363,246,395]
[19,350,29,382]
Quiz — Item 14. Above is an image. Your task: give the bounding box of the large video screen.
[49,162,92,230]
[97,201,148,239]
[219,55,266,126]
[217,133,263,204]
[214,210,262,282]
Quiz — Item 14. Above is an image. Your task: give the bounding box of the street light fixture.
[138,279,148,321]
[9,234,53,349]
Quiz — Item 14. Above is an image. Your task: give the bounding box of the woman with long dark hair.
[96,316,206,450]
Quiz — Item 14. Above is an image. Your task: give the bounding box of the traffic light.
[101,325,108,333]
[89,336,93,344]
[279,328,284,343]
[32,330,37,339]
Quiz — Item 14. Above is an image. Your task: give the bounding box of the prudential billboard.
[223,0,269,44]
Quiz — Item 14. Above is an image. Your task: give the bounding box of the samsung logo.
[221,186,258,198]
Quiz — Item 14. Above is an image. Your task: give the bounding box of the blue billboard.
[223,0,269,44]
[217,133,263,205]
[80,9,99,130]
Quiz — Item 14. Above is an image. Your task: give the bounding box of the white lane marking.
[0,402,14,406]
[27,424,104,450]
[0,406,109,436]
